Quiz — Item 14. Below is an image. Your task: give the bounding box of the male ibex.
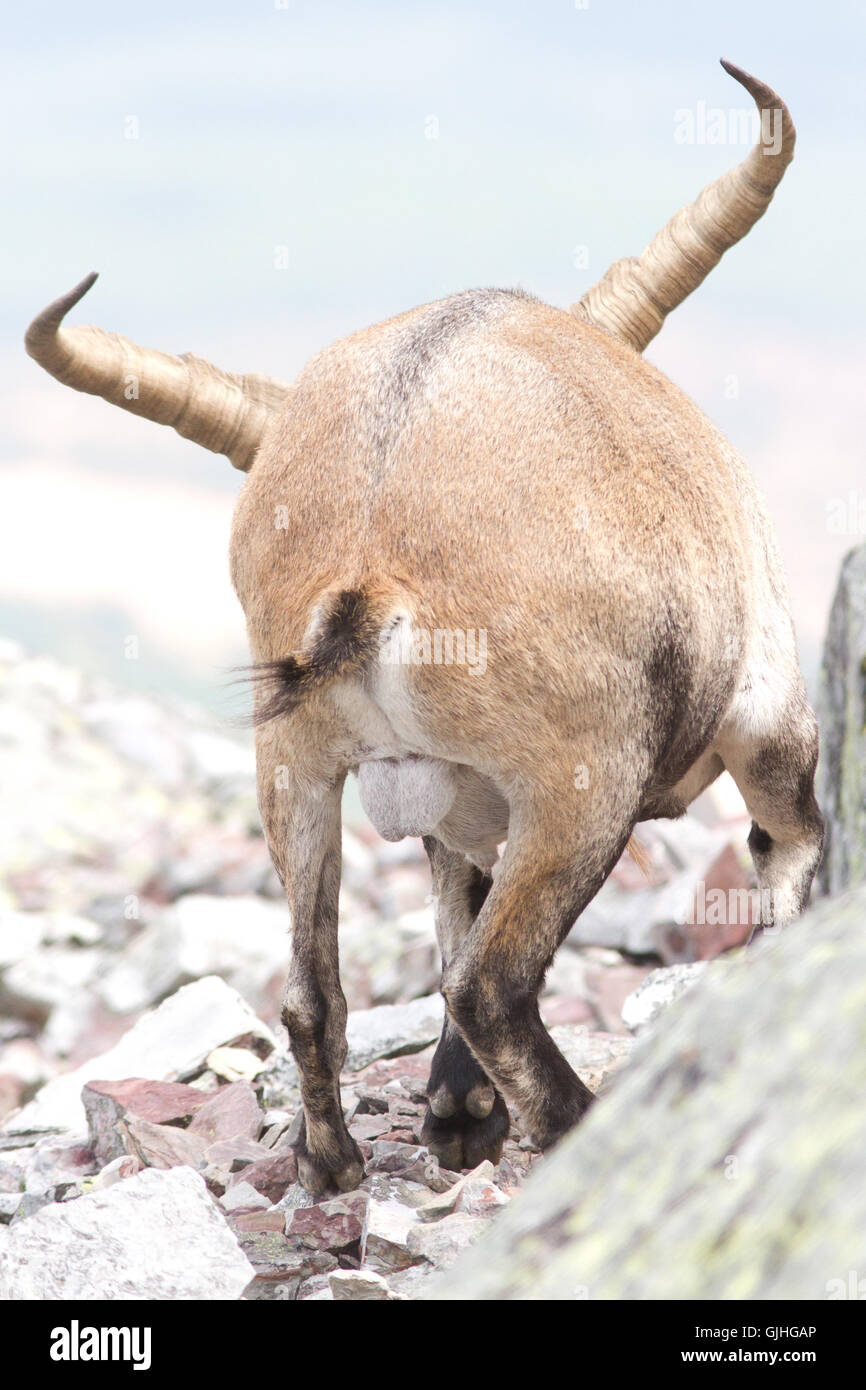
[27,61,823,1194]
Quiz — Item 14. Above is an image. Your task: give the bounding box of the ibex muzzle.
[26,61,823,1193]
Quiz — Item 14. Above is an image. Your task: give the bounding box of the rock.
[3,977,275,1139]
[539,995,596,1027]
[398,1154,462,1193]
[119,1118,208,1171]
[0,1166,254,1300]
[0,1075,22,1124]
[10,1191,56,1223]
[416,1161,508,1221]
[348,1113,399,1142]
[296,1272,334,1300]
[676,842,757,959]
[621,962,708,1033]
[255,1050,300,1111]
[88,1155,142,1191]
[225,1151,298,1205]
[568,817,735,958]
[361,1175,432,1208]
[24,1137,97,1195]
[366,1140,427,1175]
[344,995,445,1072]
[186,1081,263,1146]
[329,1269,393,1301]
[96,895,289,1015]
[83,1078,211,1164]
[219,1181,271,1213]
[362,1198,422,1273]
[206,1046,268,1083]
[431,887,866,1300]
[456,1173,510,1217]
[0,910,102,968]
[340,910,439,1007]
[0,1192,23,1221]
[547,1025,636,1092]
[238,1226,338,1299]
[581,959,653,1032]
[202,1138,273,1191]
[288,1197,365,1253]
[0,944,107,1024]
[385,1264,438,1299]
[227,1209,286,1234]
[817,543,866,895]
[272,1181,317,1217]
[406,1211,488,1268]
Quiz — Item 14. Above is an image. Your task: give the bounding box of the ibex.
[27,61,823,1195]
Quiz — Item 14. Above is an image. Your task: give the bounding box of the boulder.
[344,994,445,1072]
[817,542,866,895]
[3,976,275,1139]
[432,887,866,1299]
[0,1167,254,1300]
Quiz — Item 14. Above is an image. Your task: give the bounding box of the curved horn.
[571,60,796,353]
[25,273,290,472]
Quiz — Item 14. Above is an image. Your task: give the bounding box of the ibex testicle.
[27,61,823,1193]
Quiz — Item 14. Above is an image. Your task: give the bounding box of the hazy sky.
[3,0,864,709]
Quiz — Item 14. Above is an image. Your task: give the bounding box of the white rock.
[417,1161,508,1221]
[0,1167,254,1300]
[406,1210,487,1268]
[345,994,444,1072]
[548,1025,636,1090]
[219,1181,270,1213]
[362,1198,421,1272]
[185,729,255,784]
[89,1155,142,1190]
[329,1268,392,1301]
[207,1046,269,1083]
[1,945,106,1020]
[0,914,48,970]
[622,962,708,1033]
[97,895,289,1014]
[3,976,276,1138]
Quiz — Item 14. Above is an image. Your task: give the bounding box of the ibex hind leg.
[257,737,364,1196]
[440,765,644,1152]
[421,838,510,1170]
[716,694,824,934]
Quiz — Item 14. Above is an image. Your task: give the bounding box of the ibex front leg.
[258,748,363,1196]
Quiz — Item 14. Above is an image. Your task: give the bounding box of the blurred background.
[3,0,864,709]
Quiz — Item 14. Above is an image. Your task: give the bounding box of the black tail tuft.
[238,588,385,727]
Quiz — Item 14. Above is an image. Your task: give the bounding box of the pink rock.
[187,1081,263,1145]
[226,1151,299,1204]
[288,1202,364,1252]
[539,996,595,1027]
[120,1117,208,1171]
[90,1077,211,1123]
[228,1209,287,1235]
[83,1077,213,1164]
[585,963,653,1033]
[348,1113,398,1142]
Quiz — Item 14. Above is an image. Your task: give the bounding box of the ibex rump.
[26,62,823,1195]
